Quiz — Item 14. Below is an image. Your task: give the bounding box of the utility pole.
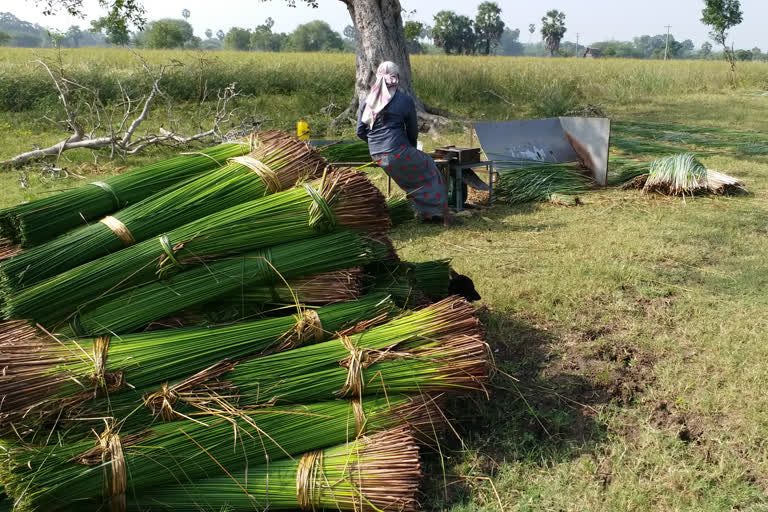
[664,25,672,60]
[576,32,580,57]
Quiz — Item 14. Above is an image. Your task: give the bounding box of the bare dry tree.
[1,52,248,168]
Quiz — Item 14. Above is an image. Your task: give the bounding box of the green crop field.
[2,48,768,510]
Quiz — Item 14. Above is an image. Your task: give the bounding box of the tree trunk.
[334,0,450,130]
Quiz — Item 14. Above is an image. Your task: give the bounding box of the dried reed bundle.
[0,131,328,290]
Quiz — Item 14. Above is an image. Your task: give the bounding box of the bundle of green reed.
[370,259,452,306]
[317,141,372,163]
[387,196,416,226]
[643,153,709,196]
[0,293,395,429]
[135,297,486,422]
[188,267,367,324]
[0,142,250,251]
[494,163,593,205]
[5,170,390,327]
[0,131,329,290]
[0,395,440,511]
[55,231,382,336]
[129,428,421,512]
[643,156,749,196]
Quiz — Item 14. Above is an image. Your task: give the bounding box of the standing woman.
[357,61,452,225]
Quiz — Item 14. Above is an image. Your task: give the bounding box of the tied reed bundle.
[140,297,488,420]
[317,141,372,164]
[5,170,390,328]
[0,294,395,429]
[91,296,483,426]
[0,131,329,291]
[0,395,440,511]
[0,142,249,250]
[58,231,380,336]
[643,153,708,196]
[129,428,421,512]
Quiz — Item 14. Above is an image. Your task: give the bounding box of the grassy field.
[2,48,768,510]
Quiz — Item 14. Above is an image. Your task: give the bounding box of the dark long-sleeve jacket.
[356,90,418,155]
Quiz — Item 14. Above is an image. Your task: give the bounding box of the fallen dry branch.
[1,53,243,168]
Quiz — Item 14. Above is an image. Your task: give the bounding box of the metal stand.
[450,161,495,212]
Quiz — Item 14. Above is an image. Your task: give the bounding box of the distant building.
[584,47,603,58]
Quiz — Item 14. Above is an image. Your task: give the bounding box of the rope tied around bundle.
[351,399,367,436]
[100,216,135,247]
[91,335,124,393]
[304,182,337,231]
[338,336,412,398]
[155,234,184,279]
[73,426,127,512]
[274,309,324,352]
[230,156,282,195]
[296,449,324,511]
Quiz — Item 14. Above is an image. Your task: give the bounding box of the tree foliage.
[432,10,475,55]
[499,28,523,56]
[251,19,287,52]
[0,30,10,46]
[216,29,225,41]
[474,1,504,55]
[541,9,566,56]
[204,28,213,39]
[138,18,196,49]
[701,0,743,70]
[223,27,252,51]
[90,15,130,45]
[285,20,343,52]
[701,41,713,57]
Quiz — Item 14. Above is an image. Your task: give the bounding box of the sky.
[4,0,768,49]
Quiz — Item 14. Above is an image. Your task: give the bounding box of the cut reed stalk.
[0,294,396,429]
[4,170,390,327]
[0,395,440,512]
[494,163,593,204]
[0,142,250,249]
[55,231,382,336]
[0,131,329,290]
[85,296,482,425]
[370,259,452,306]
[128,427,421,512]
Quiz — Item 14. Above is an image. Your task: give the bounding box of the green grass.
[2,50,768,510]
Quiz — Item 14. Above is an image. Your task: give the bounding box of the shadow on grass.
[422,308,619,510]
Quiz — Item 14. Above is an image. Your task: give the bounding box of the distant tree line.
[0,5,763,62]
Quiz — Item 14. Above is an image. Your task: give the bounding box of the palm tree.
[540,9,566,56]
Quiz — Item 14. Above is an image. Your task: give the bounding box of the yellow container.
[297,120,310,140]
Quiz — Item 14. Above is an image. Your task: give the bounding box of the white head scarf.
[361,61,401,129]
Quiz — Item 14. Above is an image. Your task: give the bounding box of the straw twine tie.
[296,449,324,511]
[229,156,282,194]
[92,336,125,392]
[73,427,127,512]
[100,216,135,247]
[275,309,324,352]
[338,337,412,398]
